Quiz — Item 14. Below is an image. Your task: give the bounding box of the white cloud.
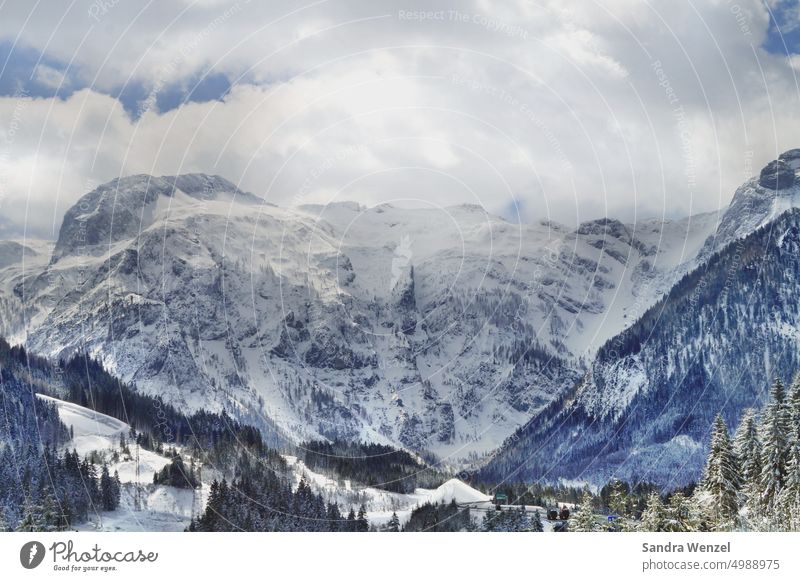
[32,64,69,90]
[0,0,798,238]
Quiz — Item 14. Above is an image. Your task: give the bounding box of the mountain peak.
[778,148,800,170]
[161,173,260,203]
[51,173,260,262]
[759,159,796,190]
[699,150,800,260]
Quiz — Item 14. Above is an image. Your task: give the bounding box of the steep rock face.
[52,176,171,262]
[779,149,800,170]
[759,159,796,190]
[3,174,716,465]
[481,208,800,487]
[700,152,800,261]
[0,239,52,340]
[51,174,257,263]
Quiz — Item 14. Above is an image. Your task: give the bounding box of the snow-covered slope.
[0,239,53,341]
[482,205,800,487]
[284,453,490,526]
[699,176,800,262]
[4,173,719,466]
[37,394,205,532]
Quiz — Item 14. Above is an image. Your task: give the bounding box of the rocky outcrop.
[779,148,800,170]
[759,159,796,189]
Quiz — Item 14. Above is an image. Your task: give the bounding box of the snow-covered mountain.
[0,172,717,466]
[481,150,800,487]
[699,148,799,260]
[0,238,53,339]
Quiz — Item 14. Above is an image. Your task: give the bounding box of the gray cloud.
[0,0,798,238]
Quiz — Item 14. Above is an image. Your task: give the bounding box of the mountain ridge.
[480,205,800,487]
[2,150,797,471]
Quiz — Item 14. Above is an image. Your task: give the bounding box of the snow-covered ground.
[36,394,565,531]
[284,454,558,528]
[37,394,205,532]
[38,394,172,483]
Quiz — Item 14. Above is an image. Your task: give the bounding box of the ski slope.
[37,394,205,531]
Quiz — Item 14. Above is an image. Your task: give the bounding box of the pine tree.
[481,506,531,532]
[40,493,62,531]
[529,509,543,532]
[789,374,800,429]
[112,471,122,507]
[512,506,531,532]
[701,414,740,530]
[16,498,46,532]
[326,502,343,532]
[780,443,800,530]
[571,492,598,532]
[779,376,800,530]
[100,465,116,511]
[119,433,130,456]
[606,479,633,531]
[733,408,762,527]
[607,479,629,517]
[356,504,369,532]
[760,379,791,524]
[664,492,699,532]
[387,512,400,532]
[640,492,666,532]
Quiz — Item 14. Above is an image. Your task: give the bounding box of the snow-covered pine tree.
[571,492,598,532]
[606,478,634,531]
[16,498,46,532]
[733,408,763,528]
[640,492,666,532]
[40,493,63,531]
[387,512,400,532]
[663,492,699,532]
[759,378,791,524]
[513,506,531,531]
[326,502,343,532]
[100,464,115,511]
[481,508,500,531]
[778,375,800,530]
[529,509,543,532]
[789,374,800,428]
[356,504,369,532]
[701,414,740,531]
[780,441,800,530]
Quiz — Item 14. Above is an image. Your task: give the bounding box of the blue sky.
[0,40,74,99]
[0,40,232,118]
[764,1,800,55]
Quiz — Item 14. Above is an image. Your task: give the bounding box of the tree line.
[569,376,800,531]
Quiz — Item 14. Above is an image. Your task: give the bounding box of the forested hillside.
[0,339,120,530]
[481,208,800,487]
